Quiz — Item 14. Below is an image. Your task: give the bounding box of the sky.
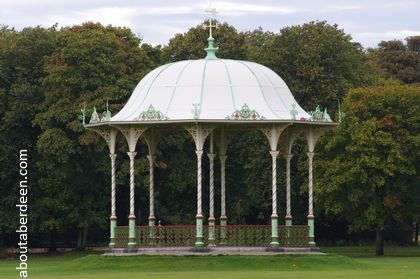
[1,0,419,49]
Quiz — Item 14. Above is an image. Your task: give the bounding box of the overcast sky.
[1,0,419,49]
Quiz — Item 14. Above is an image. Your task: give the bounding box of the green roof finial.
[203,0,219,59]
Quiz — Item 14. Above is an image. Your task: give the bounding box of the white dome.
[112,58,310,122]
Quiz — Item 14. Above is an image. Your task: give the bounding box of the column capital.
[195,149,204,158]
[207,153,216,160]
[127,151,137,159]
[109,153,117,160]
[307,152,315,159]
[219,154,227,161]
[269,150,279,158]
[284,153,293,161]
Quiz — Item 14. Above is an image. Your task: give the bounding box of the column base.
[148,217,156,246]
[195,215,205,247]
[285,216,293,226]
[109,217,117,248]
[308,215,315,247]
[208,217,216,247]
[219,216,227,245]
[128,216,137,247]
[148,216,156,226]
[270,214,279,247]
[127,241,137,248]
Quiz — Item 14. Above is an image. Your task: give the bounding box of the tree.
[0,26,58,245]
[32,22,154,250]
[257,21,366,114]
[317,85,420,255]
[368,37,420,84]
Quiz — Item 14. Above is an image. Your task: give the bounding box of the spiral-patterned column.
[269,150,280,248]
[195,150,204,247]
[147,155,155,223]
[307,151,315,246]
[109,154,117,248]
[207,153,216,246]
[285,154,293,226]
[127,151,137,248]
[147,154,156,245]
[219,154,227,245]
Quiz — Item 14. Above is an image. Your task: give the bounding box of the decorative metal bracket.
[279,126,304,155]
[260,124,290,151]
[87,126,118,154]
[308,105,332,122]
[290,103,298,120]
[115,126,147,152]
[142,128,167,156]
[89,106,100,124]
[185,124,214,151]
[192,103,201,119]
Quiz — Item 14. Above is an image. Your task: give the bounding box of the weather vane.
[203,0,219,38]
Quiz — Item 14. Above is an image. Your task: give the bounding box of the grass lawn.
[1,246,419,279]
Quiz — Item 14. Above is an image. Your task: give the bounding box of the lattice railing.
[114,226,129,248]
[112,225,309,248]
[279,225,309,247]
[217,225,271,246]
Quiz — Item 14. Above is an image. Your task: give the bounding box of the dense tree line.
[0,21,418,255]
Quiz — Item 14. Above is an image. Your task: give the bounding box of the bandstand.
[83,16,337,253]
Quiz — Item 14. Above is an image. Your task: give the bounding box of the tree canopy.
[316,85,420,254]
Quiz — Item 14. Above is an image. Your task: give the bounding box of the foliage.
[256,21,366,113]
[0,26,58,241]
[368,36,420,84]
[317,85,420,253]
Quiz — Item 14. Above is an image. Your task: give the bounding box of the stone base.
[104,246,323,256]
[190,246,210,253]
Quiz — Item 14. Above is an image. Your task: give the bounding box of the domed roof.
[109,34,311,123]
[111,58,310,122]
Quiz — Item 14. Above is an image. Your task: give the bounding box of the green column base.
[285,216,293,226]
[148,216,156,246]
[109,217,117,248]
[270,215,279,247]
[128,216,137,248]
[208,217,216,247]
[195,215,205,247]
[219,216,227,245]
[308,216,316,247]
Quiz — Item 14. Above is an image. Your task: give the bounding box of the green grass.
[1,246,419,279]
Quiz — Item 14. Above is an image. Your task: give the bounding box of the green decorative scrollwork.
[136,105,169,121]
[226,104,266,120]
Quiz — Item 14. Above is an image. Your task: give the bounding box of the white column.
[307,151,315,246]
[127,151,137,248]
[208,153,216,246]
[285,154,293,226]
[270,150,280,248]
[195,149,205,247]
[109,153,117,248]
[147,155,155,225]
[219,154,227,245]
